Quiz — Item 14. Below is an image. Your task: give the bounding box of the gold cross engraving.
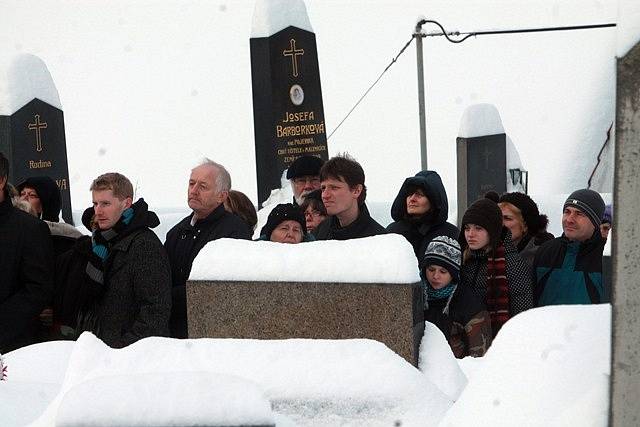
[28,114,48,152]
[283,39,304,78]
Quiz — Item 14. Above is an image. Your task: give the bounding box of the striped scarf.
[485,244,510,336]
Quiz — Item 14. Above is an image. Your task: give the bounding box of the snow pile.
[0,53,62,115]
[457,103,505,139]
[55,372,274,427]
[253,170,294,239]
[190,234,420,284]
[418,322,468,401]
[440,304,611,426]
[0,341,74,427]
[32,333,451,426]
[251,0,313,38]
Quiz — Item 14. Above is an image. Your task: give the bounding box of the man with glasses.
[286,155,324,206]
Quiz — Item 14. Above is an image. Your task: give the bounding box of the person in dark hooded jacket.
[17,176,83,256]
[387,170,458,260]
[74,173,171,348]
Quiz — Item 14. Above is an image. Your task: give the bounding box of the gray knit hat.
[563,189,605,229]
[420,236,462,283]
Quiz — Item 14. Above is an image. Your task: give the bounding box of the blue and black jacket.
[533,231,605,306]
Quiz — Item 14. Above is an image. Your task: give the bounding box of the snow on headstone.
[0,53,74,224]
[0,54,62,115]
[250,0,313,38]
[456,104,507,223]
[55,372,274,427]
[418,322,468,401]
[189,234,420,284]
[32,333,452,426]
[616,0,640,57]
[440,304,611,426]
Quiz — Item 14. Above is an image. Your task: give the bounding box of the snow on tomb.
[0,54,73,224]
[186,234,425,366]
[441,304,611,426]
[250,0,329,207]
[457,104,510,223]
[28,333,451,426]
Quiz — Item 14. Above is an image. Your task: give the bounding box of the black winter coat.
[76,199,172,348]
[0,191,54,352]
[460,229,533,321]
[314,204,386,241]
[387,171,459,260]
[164,204,252,337]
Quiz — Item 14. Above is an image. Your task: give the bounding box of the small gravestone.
[250,0,329,206]
[456,104,507,223]
[0,54,73,224]
[185,235,424,366]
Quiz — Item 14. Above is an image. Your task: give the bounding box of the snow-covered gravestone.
[186,235,425,366]
[456,104,508,222]
[0,54,73,224]
[250,0,328,207]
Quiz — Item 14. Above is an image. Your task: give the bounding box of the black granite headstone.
[0,98,73,224]
[250,26,328,207]
[456,133,507,223]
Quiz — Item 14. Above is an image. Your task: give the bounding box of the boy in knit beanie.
[533,189,606,306]
[420,235,492,358]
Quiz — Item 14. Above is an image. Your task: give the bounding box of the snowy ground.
[0,304,610,426]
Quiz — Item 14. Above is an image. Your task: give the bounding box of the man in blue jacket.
[533,189,606,306]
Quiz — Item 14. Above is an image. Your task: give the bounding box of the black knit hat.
[460,198,503,249]
[499,192,548,236]
[261,203,307,239]
[286,156,325,180]
[17,176,61,222]
[564,189,605,229]
[420,236,462,284]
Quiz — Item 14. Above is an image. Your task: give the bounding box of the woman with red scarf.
[459,197,533,337]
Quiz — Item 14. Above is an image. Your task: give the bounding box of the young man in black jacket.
[164,159,251,338]
[314,154,386,240]
[0,152,54,352]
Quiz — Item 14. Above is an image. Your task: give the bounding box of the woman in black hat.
[258,203,315,244]
[493,192,554,266]
[459,197,533,338]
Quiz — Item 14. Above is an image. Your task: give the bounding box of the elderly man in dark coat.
[165,159,251,338]
[0,152,54,353]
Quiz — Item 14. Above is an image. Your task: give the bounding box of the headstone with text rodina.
[0,54,73,224]
[456,104,515,224]
[250,0,329,207]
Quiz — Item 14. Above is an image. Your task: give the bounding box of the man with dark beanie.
[0,152,54,352]
[287,155,324,206]
[533,188,606,306]
[459,197,533,337]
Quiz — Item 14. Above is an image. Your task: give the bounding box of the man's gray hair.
[196,158,231,193]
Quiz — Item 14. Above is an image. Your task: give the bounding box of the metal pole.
[415,20,428,170]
